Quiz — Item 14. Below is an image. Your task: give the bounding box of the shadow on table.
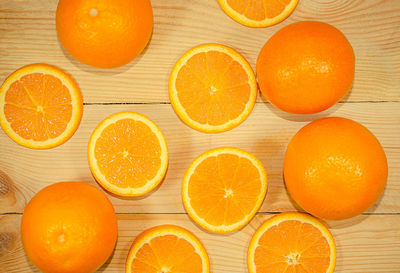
[97,244,117,272]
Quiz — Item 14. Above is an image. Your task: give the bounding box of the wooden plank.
[0,102,399,214]
[1,214,399,272]
[1,1,399,272]
[0,0,399,103]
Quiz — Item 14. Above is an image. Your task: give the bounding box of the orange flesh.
[255,220,331,273]
[226,0,291,20]
[188,153,262,226]
[176,51,250,126]
[94,119,162,189]
[4,73,72,141]
[131,234,203,272]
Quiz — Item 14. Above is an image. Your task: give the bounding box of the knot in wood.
[0,232,16,256]
[0,171,12,196]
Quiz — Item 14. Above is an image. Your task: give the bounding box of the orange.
[21,182,118,273]
[88,112,168,196]
[0,64,83,149]
[217,0,298,27]
[182,147,268,233]
[247,212,336,273]
[126,225,210,273]
[169,44,257,133]
[56,0,153,68]
[257,21,355,114]
[284,117,388,220]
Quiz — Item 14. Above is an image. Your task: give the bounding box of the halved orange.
[88,112,168,196]
[217,0,299,27]
[248,212,336,273]
[126,225,210,273]
[182,147,268,233]
[0,63,83,149]
[169,44,257,133]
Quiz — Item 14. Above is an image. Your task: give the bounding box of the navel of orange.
[56,0,153,68]
[21,182,118,273]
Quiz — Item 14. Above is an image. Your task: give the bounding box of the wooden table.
[1,0,399,272]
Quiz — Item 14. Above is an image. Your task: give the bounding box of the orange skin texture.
[21,182,118,273]
[257,21,355,114]
[284,117,388,220]
[56,0,153,68]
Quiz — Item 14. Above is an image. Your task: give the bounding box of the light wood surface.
[1,214,400,273]
[0,0,399,103]
[1,0,400,272]
[0,103,399,215]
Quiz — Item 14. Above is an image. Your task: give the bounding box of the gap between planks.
[2,212,400,216]
[83,101,400,105]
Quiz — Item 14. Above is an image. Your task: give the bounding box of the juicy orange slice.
[88,112,168,196]
[0,63,83,149]
[217,0,299,27]
[126,225,210,273]
[169,44,257,133]
[182,147,268,233]
[248,212,336,273]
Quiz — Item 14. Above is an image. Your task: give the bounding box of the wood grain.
[0,0,399,103]
[0,102,399,214]
[1,0,400,272]
[1,214,399,273]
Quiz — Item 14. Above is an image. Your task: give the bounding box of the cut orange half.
[248,212,336,273]
[182,147,268,233]
[88,112,168,196]
[217,0,299,27]
[126,225,210,273]
[169,44,257,133]
[0,63,83,149]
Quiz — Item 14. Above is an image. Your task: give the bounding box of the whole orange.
[284,117,388,220]
[257,21,355,114]
[56,0,153,68]
[21,182,118,273]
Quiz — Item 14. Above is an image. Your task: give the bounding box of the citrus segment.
[217,0,299,27]
[126,225,210,273]
[169,44,257,133]
[248,212,336,273]
[0,64,83,149]
[182,147,267,233]
[284,117,388,220]
[88,112,168,196]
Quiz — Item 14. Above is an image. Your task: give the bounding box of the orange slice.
[87,112,168,196]
[0,63,83,149]
[248,212,336,273]
[169,44,257,133]
[217,0,299,27]
[182,147,268,233]
[126,225,210,273]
